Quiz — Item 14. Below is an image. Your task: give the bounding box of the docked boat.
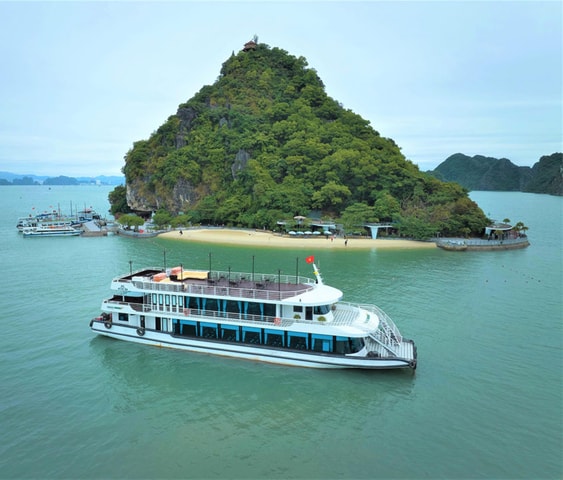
[22,225,82,237]
[17,206,105,232]
[90,258,417,370]
[16,215,74,232]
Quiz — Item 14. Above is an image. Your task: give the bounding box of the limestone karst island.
[107,39,544,249]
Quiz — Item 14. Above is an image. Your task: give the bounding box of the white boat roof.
[283,283,342,305]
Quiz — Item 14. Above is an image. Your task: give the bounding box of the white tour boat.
[22,225,82,237]
[17,207,104,232]
[17,215,74,232]
[90,259,417,370]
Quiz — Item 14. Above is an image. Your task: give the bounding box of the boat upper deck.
[115,267,322,302]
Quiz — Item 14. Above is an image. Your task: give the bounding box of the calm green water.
[0,186,561,479]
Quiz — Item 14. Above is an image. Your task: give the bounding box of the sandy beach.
[159,228,437,250]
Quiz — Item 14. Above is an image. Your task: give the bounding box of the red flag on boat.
[305,255,315,264]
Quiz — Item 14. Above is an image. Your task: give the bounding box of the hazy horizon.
[1,2,560,176]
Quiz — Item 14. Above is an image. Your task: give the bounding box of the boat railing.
[359,303,403,345]
[117,268,315,284]
[103,299,283,327]
[208,270,315,286]
[331,303,362,325]
[182,308,281,327]
[335,302,402,345]
[129,280,311,301]
[124,274,314,301]
[437,237,529,248]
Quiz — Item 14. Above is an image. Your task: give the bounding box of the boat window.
[305,307,313,320]
[221,325,239,342]
[312,334,332,352]
[152,293,157,304]
[350,337,364,353]
[313,305,330,315]
[178,320,197,337]
[187,297,199,310]
[264,329,284,347]
[242,327,261,344]
[263,303,276,317]
[118,313,129,322]
[204,298,217,313]
[334,336,351,354]
[225,300,239,314]
[288,332,308,350]
[246,302,263,317]
[172,296,177,306]
[165,295,170,306]
[333,336,365,354]
[293,305,303,313]
[217,299,228,315]
[200,322,218,339]
[158,294,163,305]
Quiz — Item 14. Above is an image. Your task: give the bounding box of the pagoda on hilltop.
[243,36,258,51]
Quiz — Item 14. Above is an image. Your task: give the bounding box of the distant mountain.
[0,172,124,186]
[43,175,80,186]
[77,175,125,186]
[524,154,563,195]
[0,175,40,186]
[428,153,562,196]
[0,172,46,183]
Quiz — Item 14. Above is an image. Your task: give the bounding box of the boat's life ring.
[104,322,112,329]
[137,328,145,336]
[274,317,281,326]
[184,308,190,316]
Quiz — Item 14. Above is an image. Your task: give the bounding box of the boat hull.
[90,320,415,370]
[23,230,81,237]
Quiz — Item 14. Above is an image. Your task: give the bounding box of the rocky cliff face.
[175,106,198,149]
[126,178,157,213]
[126,177,201,213]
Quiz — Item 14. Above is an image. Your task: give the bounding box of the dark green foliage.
[340,203,378,231]
[524,153,563,196]
[117,214,144,230]
[108,185,131,217]
[430,153,532,191]
[430,153,562,196]
[152,210,173,229]
[113,42,490,238]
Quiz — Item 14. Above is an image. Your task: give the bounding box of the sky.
[0,1,561,177]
